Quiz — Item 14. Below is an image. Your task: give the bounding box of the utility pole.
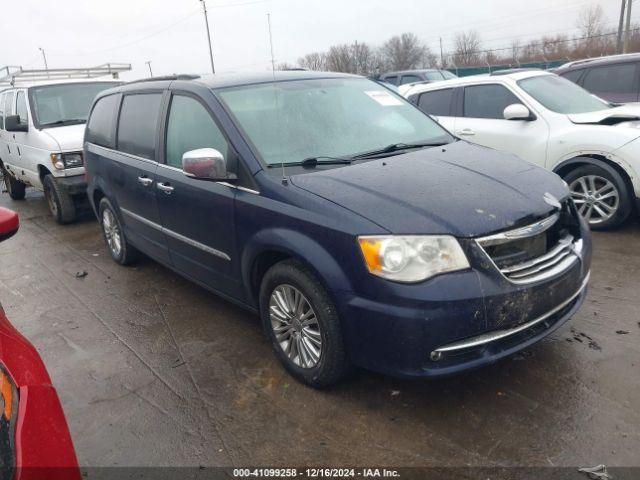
[623,0,633,54]
[439,37,444,68]
[267,13,276,72]
[145,61,153,77]
[617,0,626,54]
[199,0,216,74]
[38,47,49,78]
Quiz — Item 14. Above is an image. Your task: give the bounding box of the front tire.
[259,259,351,388]
[564,164,632,230]
[98,198,138,265]
[43,174,76,224]
[2,167,26,200]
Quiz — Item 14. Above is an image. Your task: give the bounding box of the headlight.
[50,152,83,170]
[358,235,470,283]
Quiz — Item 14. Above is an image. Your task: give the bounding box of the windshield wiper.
[352,141,449,159]
[267,156,352,168]
[41,118,86,127]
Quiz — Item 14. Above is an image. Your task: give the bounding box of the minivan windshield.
[518,74,611,114]
[30,82,116,127]
[217,78,454,166]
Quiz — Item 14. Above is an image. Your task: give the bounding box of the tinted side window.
[383,75,398,85]
[16,92,28,126]
[165,95,230,169]
[582,64,636,94]
[117,94,162,160]
[560,69,584,84]
[417,89,454,116]
[4,92,15,117]
[86,94,119,148]
[463,84,520,119]
[400,75,422,85]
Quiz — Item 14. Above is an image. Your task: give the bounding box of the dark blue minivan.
[84,71,592,387]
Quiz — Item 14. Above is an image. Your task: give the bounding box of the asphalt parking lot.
[0,191,639,469]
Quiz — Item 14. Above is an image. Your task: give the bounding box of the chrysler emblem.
[543,192,561,209]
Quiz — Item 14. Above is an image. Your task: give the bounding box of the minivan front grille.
[476,201,583,284]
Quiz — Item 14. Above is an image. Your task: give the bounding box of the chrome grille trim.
[430,271,590,357]
[476,213,559,247]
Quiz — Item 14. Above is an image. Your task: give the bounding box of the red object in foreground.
[0,207,80,480]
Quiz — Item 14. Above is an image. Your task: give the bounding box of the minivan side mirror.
[182,148,233,181]
[503,103,534,121]
[4,115,28,132]
[0,208,19,242]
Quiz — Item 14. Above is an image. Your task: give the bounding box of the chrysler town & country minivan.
[84,72,591,387]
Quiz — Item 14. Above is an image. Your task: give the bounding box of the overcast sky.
[1,0,634,80]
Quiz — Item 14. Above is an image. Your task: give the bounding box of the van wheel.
[98,198,138,265]
[259,259,351,388]
[2,168,26,200]
[43,175,76,224]
[564,164,631,230]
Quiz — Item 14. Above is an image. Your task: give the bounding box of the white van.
[0,80,118,223]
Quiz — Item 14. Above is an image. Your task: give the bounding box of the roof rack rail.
[124,74,201,85]
[557,52,640,69]
[490,68,542,76]
[0,63,131,86]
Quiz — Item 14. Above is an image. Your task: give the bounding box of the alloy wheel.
[569,175,619,225]
[102,209,122,257]
[269,284,322,369]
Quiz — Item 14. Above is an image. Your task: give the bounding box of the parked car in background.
[555,53,640,104]
[0,80,118,223]
[405,69,640,230]
[379,69,457,87]
[84,71,591,388]
[0,207,80,480]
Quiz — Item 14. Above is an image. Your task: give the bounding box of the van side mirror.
[4,115,28,132]
[503,103,534,121]
[182,148,234,181]
[0,208,19,242]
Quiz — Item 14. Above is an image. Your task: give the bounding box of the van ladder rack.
[0,63,131,86]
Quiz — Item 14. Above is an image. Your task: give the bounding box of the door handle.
[157,182,174,194]
[137,176,153,187]
[458,129,475,136]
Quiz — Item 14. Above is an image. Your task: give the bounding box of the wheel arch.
[242,229,353,308]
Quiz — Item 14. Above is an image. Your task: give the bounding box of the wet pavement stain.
[0,191,639,467]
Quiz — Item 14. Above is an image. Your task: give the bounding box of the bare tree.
[453,30,482,66]
[575,4,610,57]
[298,52,327,71]
[380,33,426,70]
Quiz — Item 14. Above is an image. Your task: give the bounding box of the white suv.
[404,69,640,230]
[0,80,118,223]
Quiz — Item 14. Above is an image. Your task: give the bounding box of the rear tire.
[2,167,26,200]
[259,259,351,388]
[43,174,76,224]
[563,164,631,231]
[98,198,138,265]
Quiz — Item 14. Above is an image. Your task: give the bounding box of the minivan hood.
[290,141,567,237]
[41,124,85,152]
[568,104,640,125]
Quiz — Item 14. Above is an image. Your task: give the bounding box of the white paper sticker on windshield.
[365,90,403,106]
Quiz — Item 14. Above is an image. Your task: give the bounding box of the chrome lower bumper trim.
[430,271,590,359]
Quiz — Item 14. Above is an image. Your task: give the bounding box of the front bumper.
[52,175,87,196]
[336,223,592,378]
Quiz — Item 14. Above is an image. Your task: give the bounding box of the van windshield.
[30,82,116,127]
[518,75,611,114]
[217,78,454,166]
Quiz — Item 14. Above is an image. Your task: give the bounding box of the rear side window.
[86,94,119,148]
[165,95,230,169]
[463,84,520,119]
[4,92,15,117]
[417,89,454,116]
[400,75,422,85]
[582,63,637,94]
[560,69,584,84]
[383,76,398,85]
[15,92,28,126]
[117,93,162,160]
